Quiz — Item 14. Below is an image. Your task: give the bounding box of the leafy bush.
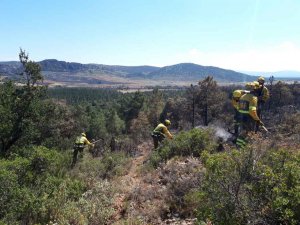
[52,180,115,225]
[0,146,86,224]
[149,128,216,167]
[12,146,68,177]
[0,170,30,223]
[195,148,300,225]
[72,151,130,181]
[158,157,205,218]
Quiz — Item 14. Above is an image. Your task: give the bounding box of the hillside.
[144,63,254,82]
[1,54,299,224]
[0,59,256,87]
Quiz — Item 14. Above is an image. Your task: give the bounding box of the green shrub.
[0,146,85,224]
[12,146,68,176]
[0,156,31,186]
[195,148,300,225]
[73,151,130,181]
[0,170,28,223]
[52,180,115,225]
[149,128,216,167]
[253,149,300,224]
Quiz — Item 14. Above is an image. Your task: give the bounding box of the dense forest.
[0,51,299,225]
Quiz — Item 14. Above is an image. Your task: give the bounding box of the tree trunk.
[204,104,208,126]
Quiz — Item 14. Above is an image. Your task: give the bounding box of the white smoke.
[214,126,232,141]
[196,124,233,142]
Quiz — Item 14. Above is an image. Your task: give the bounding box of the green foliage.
[0,145,129,224]
[0,170,28,222]
[74,151,130,180]
[48,87,122,104]
[0,49,45,156]
[195,76,227,126]
[120,91,145,131]
[270,81,294,108]
[32,99,78,149]
[146,88,165,127]
[254,149,300,224]
[2,50,300,224]
[19,49,43,86]
[0,146,86,224]
[87,110,107,139]
[106,110,125,136]
[160,97,189,129]
[52,180,115,225]
[149,129,216,167]
[19,146,67,176]
[195,148,300,225]
[128,110,152,143]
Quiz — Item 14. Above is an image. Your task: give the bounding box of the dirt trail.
[111,141,153,222]
[110,142,198,225]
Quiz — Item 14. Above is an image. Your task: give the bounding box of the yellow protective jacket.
[238,93,260,121]
[153,123,173,139]
[231,90,249,110]
[75,136,92,146]
[258,86,270,102]
[231,99,239,110]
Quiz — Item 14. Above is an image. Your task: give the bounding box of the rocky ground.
[110,142,202,225]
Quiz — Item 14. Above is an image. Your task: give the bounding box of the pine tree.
[0,49,45,156]
[195,76,226,126]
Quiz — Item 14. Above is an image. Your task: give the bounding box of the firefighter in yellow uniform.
[72,133,94,167]
[257,76,270,104]
[231,90,249,135]
[236,82,264,148]
[256,76,270,131]
[151,119,173,149]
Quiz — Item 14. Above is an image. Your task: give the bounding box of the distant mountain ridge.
[39,59,159,75]
[0,61,22,75]
[145,63,253,82]
[0,60,159,74]
[0,59,257,86]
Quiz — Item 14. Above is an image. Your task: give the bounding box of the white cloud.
[173,42,300,72]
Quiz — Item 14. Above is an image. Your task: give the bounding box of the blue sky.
[1,0,300,71]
